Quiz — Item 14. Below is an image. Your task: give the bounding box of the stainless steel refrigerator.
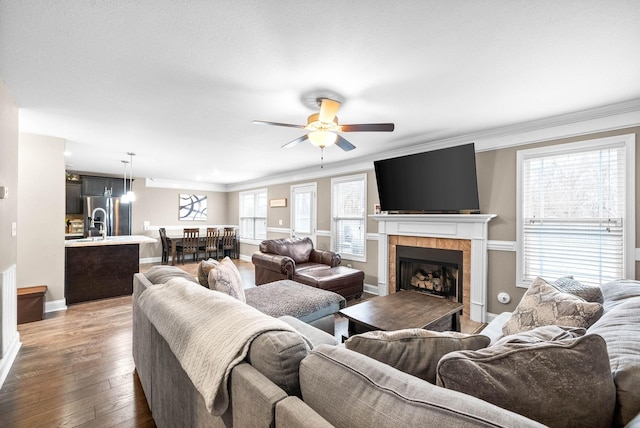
[84,196,131,236]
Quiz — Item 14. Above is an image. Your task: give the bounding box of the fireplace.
[373,214,495,324]
[396,245,463,306]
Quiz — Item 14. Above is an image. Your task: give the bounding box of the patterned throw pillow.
[345,329,490,384]
[208,257,246,303]
[436,332,616,427]
[197,258,219,287]
[502,277,603,336]
[552,276,604,303]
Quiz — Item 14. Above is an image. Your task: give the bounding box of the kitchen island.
[65,235,156,305]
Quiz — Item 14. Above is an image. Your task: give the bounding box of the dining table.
[168,232,238,265]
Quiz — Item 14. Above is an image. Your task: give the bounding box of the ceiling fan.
[252,98,395,154]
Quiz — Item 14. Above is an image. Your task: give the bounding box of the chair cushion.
[436,330,616,428]
[345,329,490,384]
[208,257,246,303]
[197,258,219,287]
[144,265,199,285]
[502,277,603,336]
[552,276,604,303]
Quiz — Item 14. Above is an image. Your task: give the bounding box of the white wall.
[17,133,66,307]
[0,79,20,385]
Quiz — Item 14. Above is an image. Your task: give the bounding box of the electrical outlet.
[0,186,8,199]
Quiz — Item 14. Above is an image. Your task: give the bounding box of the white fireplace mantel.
[372,214,496,323]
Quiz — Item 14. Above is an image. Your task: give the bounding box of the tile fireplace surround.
[372,214,496,325]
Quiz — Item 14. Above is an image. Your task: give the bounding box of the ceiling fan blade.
[282,134,309,149]
[335,135,356,152]
[318,99,341,123]
[253,120,306,129]
[340,123,395,132]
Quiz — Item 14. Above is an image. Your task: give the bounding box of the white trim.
[0,332,20,389]
[366,232,379,241]
[140,256,162,264]
[239,254,252,262]
[487,240,517,252]
[636,248,640,261]
[316,229,331,237]
[266,227,290,234]
[143,224,237,232]
[516,134,636,287]
[363,282,379,295]
[45,299,67,313]
[145,177,227,192]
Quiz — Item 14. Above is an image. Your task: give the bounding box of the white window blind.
[520,142,626,287]
[239,189,267,240]
[331,174,366,261]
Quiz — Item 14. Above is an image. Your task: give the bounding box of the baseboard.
[140,256,162,264]
[363,283,379,295]
[0,332,21,389]
[239,254,252,262]
[45,299,67,314]
[485,312,500,322]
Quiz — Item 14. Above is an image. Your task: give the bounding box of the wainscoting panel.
[0,264,21,388]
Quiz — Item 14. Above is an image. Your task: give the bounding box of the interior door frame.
[290,182,317,245]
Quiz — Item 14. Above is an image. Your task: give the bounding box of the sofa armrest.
[276,396,334,428]
[308,249,341,267]
[252,252,295,277]
[231,363,288,427]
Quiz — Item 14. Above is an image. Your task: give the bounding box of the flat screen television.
[374,143,480,213]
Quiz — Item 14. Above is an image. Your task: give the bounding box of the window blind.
[331,175,366,260]
[239,190,267,240]
[521,144,625,286]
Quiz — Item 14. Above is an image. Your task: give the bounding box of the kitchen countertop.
[64,235,157,247]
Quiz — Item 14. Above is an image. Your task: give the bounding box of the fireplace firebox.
[396,245,463,305]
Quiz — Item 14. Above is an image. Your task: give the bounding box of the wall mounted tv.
[374,143,480,214]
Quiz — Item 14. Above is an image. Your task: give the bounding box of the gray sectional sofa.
[133,269,640,427]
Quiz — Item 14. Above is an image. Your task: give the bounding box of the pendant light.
[121,160,130,203]
[126,152,136,202]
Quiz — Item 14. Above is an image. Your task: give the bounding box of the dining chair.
[158,227,172,265]
[204,228,221,260]
[221,227,237,259]
[176,228,200,264]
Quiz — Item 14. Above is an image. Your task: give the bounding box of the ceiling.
[1,1,640,189]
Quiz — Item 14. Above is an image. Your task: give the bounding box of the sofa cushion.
[144,265,199,285]
[197,258,219,287]
[599,279,640,311]
[436,332,616,428]
[345,329,490,384]
[247,329,310,397]
[260,237,313,264]
[502,277,603,336]
[587,295,640,426]
[208,257,246,303]
[552,276,604,303]
[299,344,544,428]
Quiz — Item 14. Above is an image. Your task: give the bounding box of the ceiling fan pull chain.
[320,147,324,169]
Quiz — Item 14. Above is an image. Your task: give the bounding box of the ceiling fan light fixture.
[308,131,337,148]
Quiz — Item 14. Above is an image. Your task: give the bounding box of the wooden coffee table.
[339,290,464,339]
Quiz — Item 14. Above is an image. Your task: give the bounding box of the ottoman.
[245,279,346,335]
[294,266,364,300]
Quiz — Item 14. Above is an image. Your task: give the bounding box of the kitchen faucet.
[91,207,108,238]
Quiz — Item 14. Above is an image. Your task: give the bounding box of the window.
[239,189,267,242]
[331,174,367,261]
[517,135,635,287]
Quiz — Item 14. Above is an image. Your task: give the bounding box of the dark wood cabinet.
[65,182,83,214]
[82,176,126,197]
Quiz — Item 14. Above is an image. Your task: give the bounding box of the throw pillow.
[208,257,246,303]
[436,333,616,427]
[197,258,219,287]
[502,277,603,336]
[345,329,490,384]
[144,265,198,285]
[552,276,604,303]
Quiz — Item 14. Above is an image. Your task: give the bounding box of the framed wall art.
[179,194,207,221]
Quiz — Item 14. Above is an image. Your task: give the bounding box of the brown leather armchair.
[252,237,341,285]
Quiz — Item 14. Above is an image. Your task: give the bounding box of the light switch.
[11,222,16,236]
